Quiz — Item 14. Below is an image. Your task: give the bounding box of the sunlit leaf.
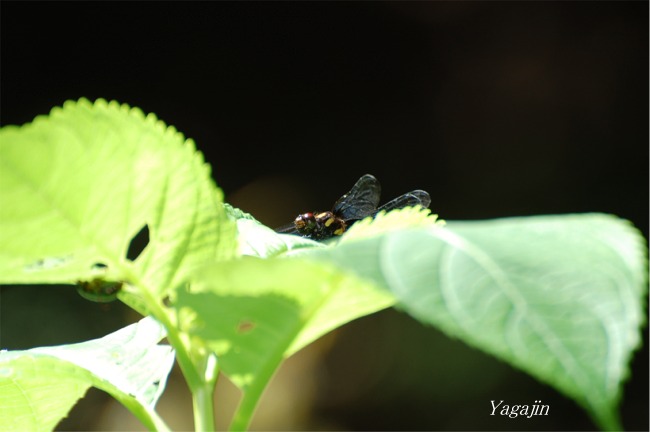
[177,258,394,387]
[341,205,443,242]
[0,99,236,297]
[310,213,647,431]
[0,317,174,431]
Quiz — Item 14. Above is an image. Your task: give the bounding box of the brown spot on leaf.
[237,320,256,334]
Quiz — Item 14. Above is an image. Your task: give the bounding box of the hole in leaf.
[162,296,172,307]
[91,262,108,270]
[127,225,149,261]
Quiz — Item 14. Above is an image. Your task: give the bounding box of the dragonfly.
[276,174,431,241]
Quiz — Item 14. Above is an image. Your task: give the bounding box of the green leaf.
[341,205,444,242]
[0,98,236,297]
[223,202,323,258]
[236,218,324,258]
[0,317,174,431]
[311,213,647,431]
[173,257,395,429]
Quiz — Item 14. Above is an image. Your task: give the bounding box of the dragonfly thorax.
[294,211,347,240]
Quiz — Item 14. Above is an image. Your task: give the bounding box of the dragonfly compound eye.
[294,212,316,234]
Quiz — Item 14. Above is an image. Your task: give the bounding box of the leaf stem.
[149,305,216,431]
[192,352,218,431]
[152,307,218,432]
[228,385,260,431]
[192,382,216,432]
[228,358,280,431]
[120,275,216,431]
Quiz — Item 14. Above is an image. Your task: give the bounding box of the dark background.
[1,2,648,431]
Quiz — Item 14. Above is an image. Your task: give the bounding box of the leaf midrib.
[433,228,599,410]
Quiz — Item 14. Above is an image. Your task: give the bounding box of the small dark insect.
[76,278,123,303]
[276,174,431,241]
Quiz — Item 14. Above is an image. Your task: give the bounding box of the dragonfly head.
[294,212,317,235]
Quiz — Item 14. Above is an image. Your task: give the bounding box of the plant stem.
[120,278,215,431]
[193,382,216,432]
[157,312,217,432]
[228,362,278,431]
[228,389,258,431]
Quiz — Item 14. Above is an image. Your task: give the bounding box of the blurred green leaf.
[0,317,174,431]
[310,213,647,431]
[173,257,395,428]
[177,257,395,384]
[341,205,443,242]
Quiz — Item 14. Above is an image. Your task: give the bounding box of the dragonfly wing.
[275,222,299,234]
[332,174,382,220]
[376,189,431,213]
